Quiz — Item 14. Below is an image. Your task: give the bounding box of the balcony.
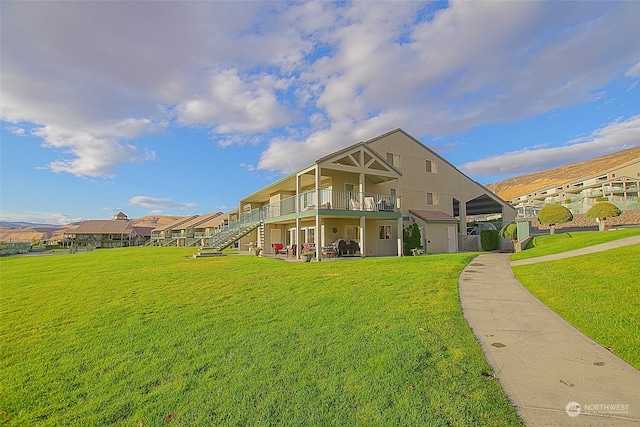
[262,189,399,221]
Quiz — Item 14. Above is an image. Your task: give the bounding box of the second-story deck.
[262,189,400,222]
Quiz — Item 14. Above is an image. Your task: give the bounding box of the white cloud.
[239,163,256,172]
[32,119,160,177]
[2,0,639,177]
[460,115,640,177]
[175,70,294,133]
[626,62,640,78]
[129,196,196,211]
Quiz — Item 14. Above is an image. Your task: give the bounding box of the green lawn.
[513,245,640,369]
[0,248,521,426]
[511,227,640,261]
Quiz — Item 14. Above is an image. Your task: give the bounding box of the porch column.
[360,215,366,258]
[296,172,302,259]
[459,200,467,251]
[316,214,321,260]
[359,171,365,209]
[397,216,403,257]
[295,217,301,260]
[315,165,322,260]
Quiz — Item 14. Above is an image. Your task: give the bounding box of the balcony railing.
[262,189,398,220]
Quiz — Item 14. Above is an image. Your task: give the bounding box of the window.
[346,225,360,241]
[379,225,392,240]
[427,192,439,206]
[386,152,401,168]
[426,160,437,173]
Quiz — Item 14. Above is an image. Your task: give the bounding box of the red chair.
[272,243,286,255]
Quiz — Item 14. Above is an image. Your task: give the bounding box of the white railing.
[262,189,398,220]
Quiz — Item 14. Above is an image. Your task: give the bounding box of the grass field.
[0,248,521,426]
[513,245,640,369]
[510,227,640,261]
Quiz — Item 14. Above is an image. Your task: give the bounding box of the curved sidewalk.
[459,251,640,426]
[510,234,640,266]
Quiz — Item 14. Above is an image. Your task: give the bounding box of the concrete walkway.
[510,234,640,266]
[459,240,640,426]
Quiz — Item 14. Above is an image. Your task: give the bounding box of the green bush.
[586,202,621,231]
[403,223,422,255]
[480,229,499,251]
[499,222,518,240]
[586,202,621,220]
[538,204,573,235]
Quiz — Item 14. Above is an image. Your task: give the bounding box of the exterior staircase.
[198,207,264,252]
[163,237,178,247]
[208,221,261,251]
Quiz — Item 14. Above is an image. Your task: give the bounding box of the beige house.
[211,129,514,258]
[150,215,198,246]
[64,219,138,248]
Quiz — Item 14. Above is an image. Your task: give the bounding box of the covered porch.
[239,142,403,259]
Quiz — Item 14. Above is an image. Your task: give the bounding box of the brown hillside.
[491,146,640,201]
[0,215,188,243]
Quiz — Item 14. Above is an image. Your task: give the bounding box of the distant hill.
[490,146,640,201]
[0,215,188,243]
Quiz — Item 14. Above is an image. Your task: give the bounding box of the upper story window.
[426,160,438,173]
[386,152,401,168]
[427,192,439,206]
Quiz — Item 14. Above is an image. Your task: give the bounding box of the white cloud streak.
[129,196,196,211]
[460,115,640,177]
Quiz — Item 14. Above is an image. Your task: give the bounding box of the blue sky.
[1,1,639,224]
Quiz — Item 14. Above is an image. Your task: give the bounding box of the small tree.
[538,204,573,235]
[403,223,422,255]
[586,202,621,231]
[499,222,518,244]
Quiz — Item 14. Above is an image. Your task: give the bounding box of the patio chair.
[272,243,286,255]
[364,197,375,211]
[322,242,339,259]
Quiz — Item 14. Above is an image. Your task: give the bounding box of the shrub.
[480,229,499,251]
[538,204,573,235]
[586,202,621,231]
[403,223,422,255]
[499,222,518,241]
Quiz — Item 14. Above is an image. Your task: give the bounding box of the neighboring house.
[511,160,640,217]
[168,212,224,247]
[213,128,514,258]
[64,219,138,248]
[192,212,230,242]
[150,215,198,246]
[112,211,129,221]
[132,226,154,246]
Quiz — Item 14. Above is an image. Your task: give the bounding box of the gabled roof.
[172,212,224,230]
[133,226,154,237]
[315,141,402,182]
[409,210,459,223]
[240,140,402,203]
[72,220,135,234]
[193,212,228,229]
[151,215,198,232]
[365,128,513,207]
